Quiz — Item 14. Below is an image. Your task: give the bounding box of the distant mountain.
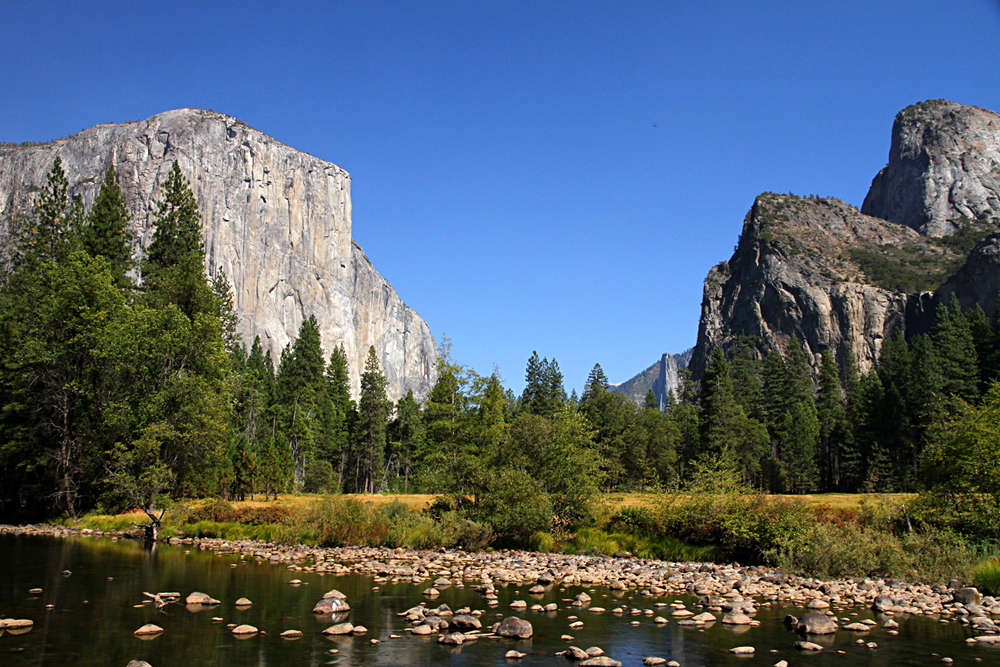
[612,349,692,409]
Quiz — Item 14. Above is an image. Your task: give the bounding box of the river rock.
[323,589,347,599]
[352,625,368,635]
[280,629,303,639]
[313,597,351,614]
[496,616,533,639]
[644,659,667,666]
[133,624,163,636]
[843,622,871,632]
[565,646,590,659]
[722,611,752,625]
[953,587,982,605]
[231,624,258,635]
[322,623,354,635]
[795,640,824,651]
[579,658,621,667]
[126,662,152,667]
[795,612,838,634]
[450,614,482,630]
[5,619,33,629]
[185,591,220,605]
[505,650,527,659]
[234,597,252,606]
[438,632,465,645]
[729,646,755,655]
[411,624,435,635]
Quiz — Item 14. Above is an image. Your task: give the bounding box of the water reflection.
[0,533,997,666]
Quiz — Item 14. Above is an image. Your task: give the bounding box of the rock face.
[935,233,1000,319]
[611,349,691,409]
[689,193,955,379]
[0,109,436,400]
[863,100,1000,236]
[688,101,1000,382]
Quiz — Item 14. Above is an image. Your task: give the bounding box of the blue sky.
[3,1,1000,394]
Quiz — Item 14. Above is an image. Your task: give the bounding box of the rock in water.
[231,624,258,635]
[185,591,220,605]
[322,623,354,635]
[313,597,351,614]
[495,616,533,639]
[0,109,437,401]
[795,613,839,635]
[126,662,153,667]
[133,624,163,636]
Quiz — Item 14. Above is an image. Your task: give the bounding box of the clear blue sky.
[3,1,1000,394]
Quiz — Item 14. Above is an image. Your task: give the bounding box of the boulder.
[313,597,351,614]
[496,616,533,639]
[795,613,838,635]
[794,641,824,651]
[438,632,465,645]
[451,614,482,630]
[954,587,982,605]
[579,658,621,667]
[185,591,220,605]
[231,624,258,635]
[133,624,163,636]
[505,650,527,659]
[323,589,347,599]
[322,623,354,635]
[234,597,252,606]
[722,611,752,625]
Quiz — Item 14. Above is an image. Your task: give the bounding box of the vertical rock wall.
[0,108,436,400]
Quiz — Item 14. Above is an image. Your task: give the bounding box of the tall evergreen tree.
[82,167,134,288]
[355,346,389,493]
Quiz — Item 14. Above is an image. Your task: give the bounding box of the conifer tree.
[83,167,134,287]
[355,346,389,493]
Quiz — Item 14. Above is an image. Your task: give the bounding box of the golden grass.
[216,492,916,513]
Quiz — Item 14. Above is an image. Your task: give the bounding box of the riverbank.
[1,522,994,622]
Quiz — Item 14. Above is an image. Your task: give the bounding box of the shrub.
[303,460,336,493]
[972,558,1000,595]
[302,496,390,547]
[771,522,976,582]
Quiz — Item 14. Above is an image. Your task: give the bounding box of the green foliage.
[82,167,133,288]
[303,459,335,493]
[301,495,391,546]
[972,558,1000,595]
[472,467,553,548]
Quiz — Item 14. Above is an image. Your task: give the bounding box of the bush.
[303,460,336,494]
[302,496,390,547]
[972,558,1000,595]
[473,468,553,549]
[772,522,976,582]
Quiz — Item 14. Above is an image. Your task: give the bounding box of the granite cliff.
[612,350,691,409]
[0,109,437,400]
[862,100,1000,236]
[688,100,1000,381]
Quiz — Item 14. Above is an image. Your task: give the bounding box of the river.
[0,533,995,666]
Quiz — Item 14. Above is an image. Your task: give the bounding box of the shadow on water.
[1,533,998,666]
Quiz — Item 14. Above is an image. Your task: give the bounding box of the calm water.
[0,533,997,666]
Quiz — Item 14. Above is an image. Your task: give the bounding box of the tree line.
[2,159,997,531]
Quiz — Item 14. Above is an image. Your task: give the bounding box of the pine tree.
[816,350,848,491]
[211,270,244,362]
[643,388,660,411]
[144,162,203,273]
[83,167,134,287]
[387,390,424,492]
[326,344,354,487]
[355,346,389,493]
[21,157,83,265]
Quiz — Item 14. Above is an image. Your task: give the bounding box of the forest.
[2,160,1000,564]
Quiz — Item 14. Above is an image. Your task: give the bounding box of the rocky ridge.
[687,100,1000,381]
[0,109,436,400]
